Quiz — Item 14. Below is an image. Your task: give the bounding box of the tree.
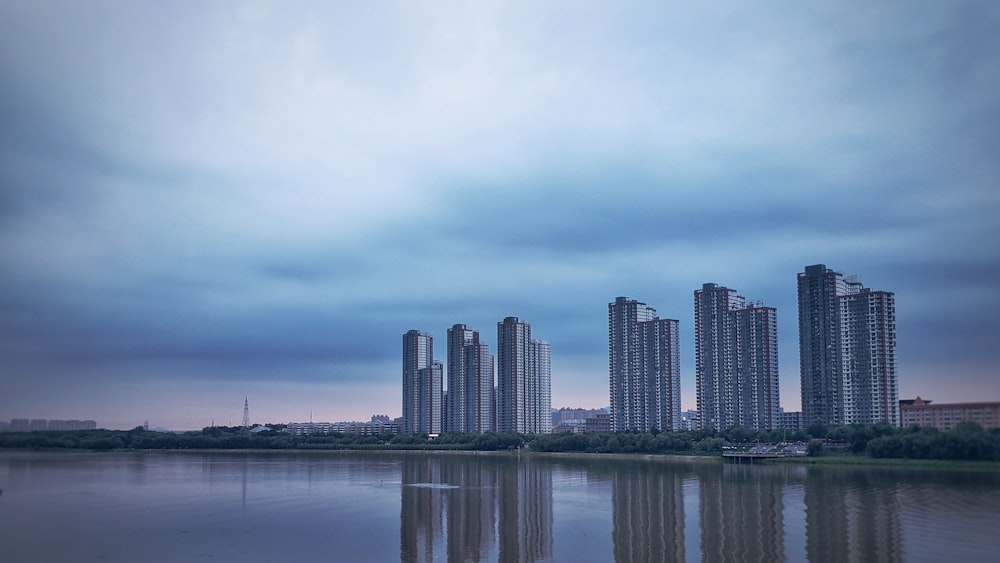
[806,422,828,439]
[806,439,825,457]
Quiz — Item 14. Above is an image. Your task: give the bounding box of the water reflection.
[611,461,686,562]
[699,465,787,563]
[400,455,552,563]
[804,467,903,563]
[2,452,997,563]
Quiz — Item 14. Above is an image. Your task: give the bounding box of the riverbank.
[6,446,999,471]
[0,446,718,464]
[762,454,1000,471]
[525,450,720,464]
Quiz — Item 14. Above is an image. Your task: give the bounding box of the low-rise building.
[584,413,610,433]
[678,410,700,431]
[776,410,803,431]
[900,397,1000,431]
[8,418,97,432]
[286,415,401,436]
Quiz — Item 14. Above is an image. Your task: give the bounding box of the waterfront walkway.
[722,442,808,463]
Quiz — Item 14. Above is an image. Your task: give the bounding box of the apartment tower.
[402,329,442,434]
[608,297,681,432]
[446,324,495,433]
[497,317,551,434]
[694,283,779,431]
[797,264,898,426]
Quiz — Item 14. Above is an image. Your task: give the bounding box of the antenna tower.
[242,396,250,429]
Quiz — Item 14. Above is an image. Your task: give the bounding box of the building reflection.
[400,456,446,563]
[399,455,552,563]
[804,468,903,562]
[442,456,499,562]
[699,464,786,563]
[610,462,686,563]
[498,457,553,562]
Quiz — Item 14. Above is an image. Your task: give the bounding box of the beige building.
[900,397,999,430]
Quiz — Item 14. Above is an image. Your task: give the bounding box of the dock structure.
[721,442,808,464]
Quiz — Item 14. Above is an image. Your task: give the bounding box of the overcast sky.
[2,1,998,430]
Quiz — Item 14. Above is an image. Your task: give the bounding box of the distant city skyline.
[2,3,998,430]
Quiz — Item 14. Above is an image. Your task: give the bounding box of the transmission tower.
[242,396,250,429]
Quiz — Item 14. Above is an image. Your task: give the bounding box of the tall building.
[497,317,551,434]
[402,329,442,434]
[797,264,845,427]
[840,288,898,425]
[446,324,495,433]
[531,339,552,434]
[798,264,899,427]
[694,283,779,431]
[608,297,681,432]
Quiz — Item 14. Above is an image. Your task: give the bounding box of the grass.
[763,454,1000,471]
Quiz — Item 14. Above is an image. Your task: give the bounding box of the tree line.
[1,421,997,461]
[0,426,527,452]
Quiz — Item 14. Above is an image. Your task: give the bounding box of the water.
[1,451,998,562]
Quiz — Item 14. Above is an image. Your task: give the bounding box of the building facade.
[900,397,999,430]
[8,418,98,432]
[608,297,681,432]
[776,410,803,431]
[798,264,899,427]
[402,329,442,434]
[694,283,779,431]
[446,324,495,433]
[840,289,899,426]
[497,317,551,434]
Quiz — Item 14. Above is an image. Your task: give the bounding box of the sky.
[1,1,998,430]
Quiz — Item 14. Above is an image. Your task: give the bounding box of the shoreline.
[761,454,1000,471]
[3,448,997,470]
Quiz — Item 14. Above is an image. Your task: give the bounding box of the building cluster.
[797,264,898,427]
[402,317,551,435]
[695,283,779,431]
[286,415,401,436]
[608,296,681,432]
[392,263,994,436]
[551,407,607,433]
[9,418,97,432]
[609,264,900,432]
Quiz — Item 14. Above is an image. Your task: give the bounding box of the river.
[1,450,997,562]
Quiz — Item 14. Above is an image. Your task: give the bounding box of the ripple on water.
[405,482,460,489]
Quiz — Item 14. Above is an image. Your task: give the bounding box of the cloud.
[1,2,998,426]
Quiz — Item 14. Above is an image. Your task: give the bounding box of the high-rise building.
[531,339,552,434]
[797,264,899,427]
[608,297,681,432]
[446,324,495,433]
[497,317,551,434]
[694,283,779,431]
[798,265,846,427]
[402,329,442,434]
[840,287,899,426]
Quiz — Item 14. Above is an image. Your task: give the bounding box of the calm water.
[1,451,998,562]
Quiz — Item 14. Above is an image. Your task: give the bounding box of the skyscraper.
[797,265,844,427]
[840,288,899,426]
[497,317,551,434]
[608,297,681,432]
[446,324,495,433]
[694,283,778,431]
[531,339,551,435]
[403,329,442,434]
[797,264,899,427]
